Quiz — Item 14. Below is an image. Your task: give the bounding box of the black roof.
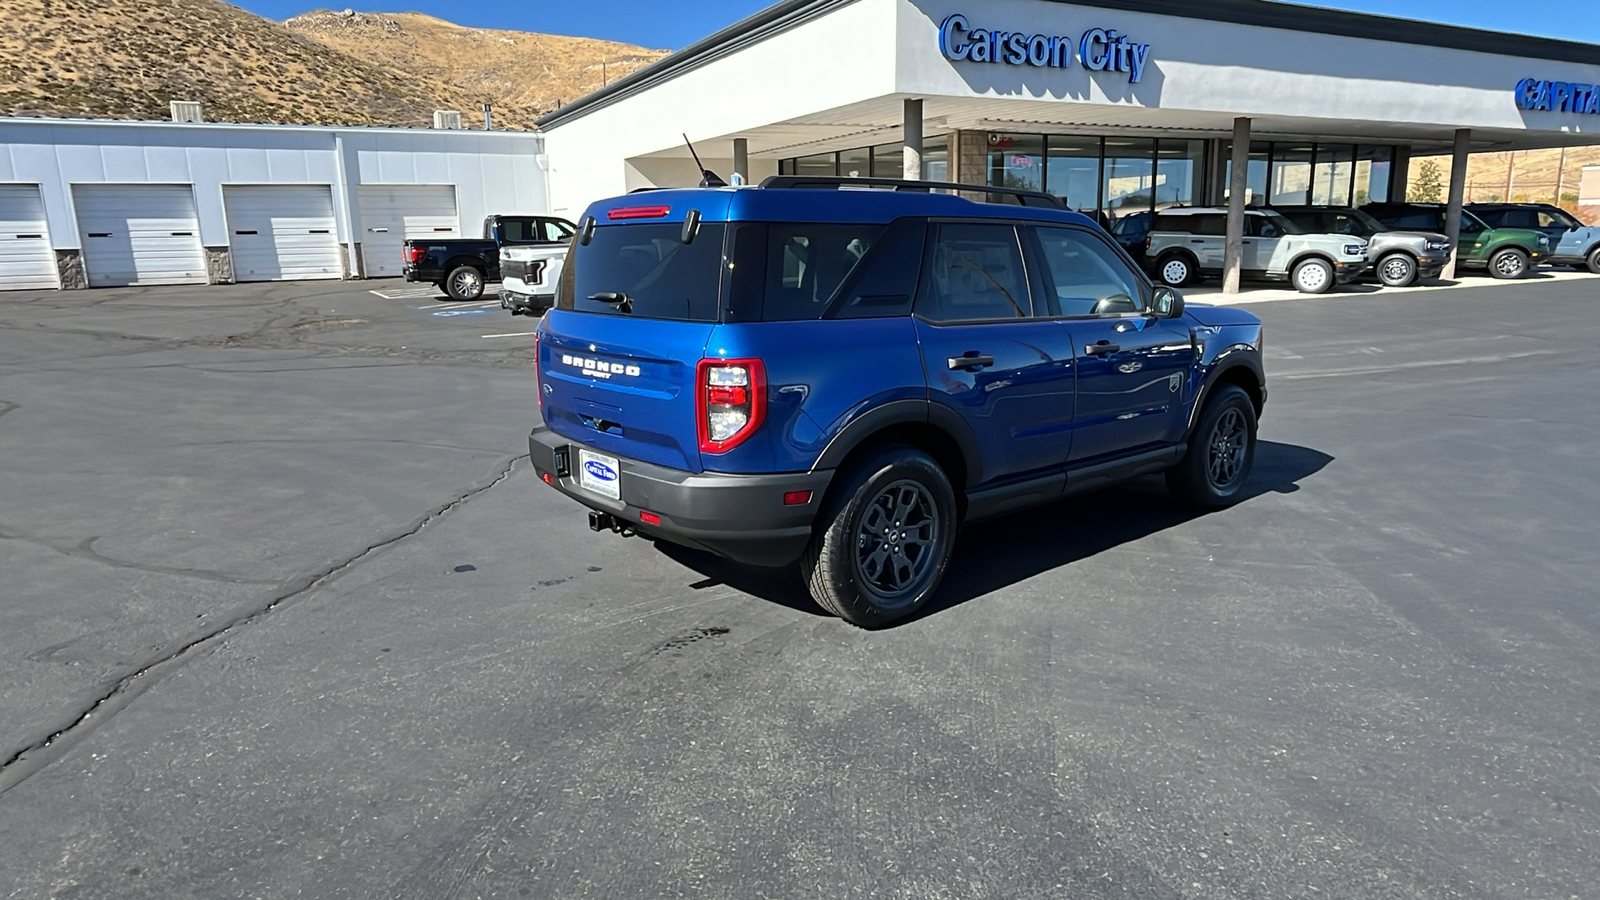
[537,0,1600,130]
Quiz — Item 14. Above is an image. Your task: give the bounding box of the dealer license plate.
[577,449,621,500]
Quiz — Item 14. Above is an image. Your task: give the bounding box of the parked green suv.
[1360,203,1550,279]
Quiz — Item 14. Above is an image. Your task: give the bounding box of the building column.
[1224,117,1251,295]
[902,98,923,181]
[733,138,749,184]
[953,130,987,201]
[1443,129,1471,280]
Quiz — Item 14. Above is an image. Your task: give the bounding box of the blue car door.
[1027,224,1195,463]
[913,221,1078,487]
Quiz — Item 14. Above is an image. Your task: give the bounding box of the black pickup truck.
[403,215,577,300]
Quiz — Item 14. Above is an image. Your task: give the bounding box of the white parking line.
[481,332,538,338]
[369,287,439,300]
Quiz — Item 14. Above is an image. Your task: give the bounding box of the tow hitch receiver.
[588,511,636,537]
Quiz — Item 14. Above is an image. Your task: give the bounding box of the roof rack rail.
[757,175,1065,209]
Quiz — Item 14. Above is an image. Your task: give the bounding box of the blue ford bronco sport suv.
[528,176,1266,627]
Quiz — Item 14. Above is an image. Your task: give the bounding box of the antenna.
[683,133,728,188]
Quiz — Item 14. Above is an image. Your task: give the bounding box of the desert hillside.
[0,0,665,129]
[1412,147,1600,210]
[284,10,666,121]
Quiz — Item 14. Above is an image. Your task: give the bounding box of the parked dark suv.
[528,177,1266,626]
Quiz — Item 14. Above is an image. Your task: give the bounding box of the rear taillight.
[404,245,425,265]
[697,358,766,454]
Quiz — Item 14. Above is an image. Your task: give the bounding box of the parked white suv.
[1144,208,1369,293]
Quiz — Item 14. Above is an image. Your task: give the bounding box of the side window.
[1193,215,1227,236]
[542,219,576,241]
[1536,210,1571,230]
[1250,215,1285,238]
[498,218,537,242]
[725,222,886,321]
[1032,226,1143,317]
[830,218,925,319]
[916,223,1031,323]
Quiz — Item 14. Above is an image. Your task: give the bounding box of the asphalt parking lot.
[1,273,1597,899]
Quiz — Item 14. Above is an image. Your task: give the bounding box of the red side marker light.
[784,490,813,506]
[542,472,554,485]
[607,206,671,220]
[639,511,662,526]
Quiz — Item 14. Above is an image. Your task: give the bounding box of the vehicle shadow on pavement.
[657,440,1333,625]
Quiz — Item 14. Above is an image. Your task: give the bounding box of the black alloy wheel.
[1377,253,1418,288]
[802,445,957,628]
[1489,247,1529,280]
[1167,384,1258,509]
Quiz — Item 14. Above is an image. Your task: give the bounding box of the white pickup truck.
[499,242,569,317]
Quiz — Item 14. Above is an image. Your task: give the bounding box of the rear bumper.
[501,289,554,316]
[528,425,833,568]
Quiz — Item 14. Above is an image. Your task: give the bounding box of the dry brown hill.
[0,0,664,129]
[1412,147,1600,211]
[284,10,666,122]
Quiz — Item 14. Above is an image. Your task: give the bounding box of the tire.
[1376,253,1418,288]
[1291,257,1335,294]
[1586,247,1600,275]
[1166,385,1258,509]
[801,445,957,628]
[1156,253,1195,288]
[1488,247,1529,280]
[444,265,486,300]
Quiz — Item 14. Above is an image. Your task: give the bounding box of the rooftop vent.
[170,101,203,124]
[432,110,463,130]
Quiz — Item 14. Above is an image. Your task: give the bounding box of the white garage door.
[74,185,207,287]
[224,185,342,282]
[0,184,59,291]
[357,185,460,277]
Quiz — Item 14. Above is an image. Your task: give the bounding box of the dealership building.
[0,119,548,291]
[538,0,1600,288]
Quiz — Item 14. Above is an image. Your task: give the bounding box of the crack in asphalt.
[0,455,524,798]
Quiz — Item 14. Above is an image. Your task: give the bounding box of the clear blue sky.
[235,0,1600,50]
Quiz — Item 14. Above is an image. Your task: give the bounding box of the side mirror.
[1152,286,1185,318]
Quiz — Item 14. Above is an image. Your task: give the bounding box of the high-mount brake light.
[697,358,766,454]
[607,206,671,220]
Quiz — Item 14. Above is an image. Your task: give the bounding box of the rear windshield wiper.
[588,292,633,314]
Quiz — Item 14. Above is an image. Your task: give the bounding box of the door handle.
[947,352,995,371]
[1086,341,1121,356]
[1189,238,1207,244]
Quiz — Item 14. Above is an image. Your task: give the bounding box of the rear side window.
[1032,226,1143,317]
[557,223,725,322]
[542,219,576,241]
[1384,210,1443,230]
[916,223,1031,322]
[726,223,885,321]
[497,217,542,242]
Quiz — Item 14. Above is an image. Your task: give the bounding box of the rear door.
[913,221,1078,485]
[539,220,726,473]
[1028,224,1194,462]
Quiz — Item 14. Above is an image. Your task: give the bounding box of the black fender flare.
[1287,250,1339,272]
[811,398,984,488]
[1185,353,1266,434]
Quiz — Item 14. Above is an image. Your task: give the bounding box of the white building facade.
[0,119,548,291]
[537,0,1600,284]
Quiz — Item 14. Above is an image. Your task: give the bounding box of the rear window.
[497,218,544,242]
[557,223,726,322]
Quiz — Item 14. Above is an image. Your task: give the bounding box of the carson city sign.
[937,13,1152,83]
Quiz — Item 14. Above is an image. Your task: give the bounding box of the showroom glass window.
[1313,144,1354,206]
[1156,140,1206,210]
[988,134,1046,194]
[1354,146,1393,205]
[838,146,871,179]
[1103,138,1156,222]
[922,136,950,183]
[1046,137,1102,214]
[871,143,902,179]
[1271,144,1314,205]
[1223,141,1271,206]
